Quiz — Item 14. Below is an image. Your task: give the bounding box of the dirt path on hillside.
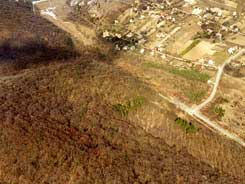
[195,49,245,111]
[0,72,27,85]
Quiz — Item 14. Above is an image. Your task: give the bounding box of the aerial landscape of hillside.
[0,0,244,183]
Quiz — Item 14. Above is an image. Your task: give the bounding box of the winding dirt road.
[195,49,245,111]
[157,49,245,147]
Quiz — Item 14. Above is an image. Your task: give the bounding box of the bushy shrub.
[175,117,199,133]
[113,96,145,116]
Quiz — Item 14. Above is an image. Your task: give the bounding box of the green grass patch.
[175,117,199,133]
[143,62,210,83]
[193,32,210,39]
[184,90,206,103]
[216,96,229,104]
[110,24,124,33]
[143,62,167,70]
[180,39,200,56]
[213,106,225,119]
[113,96,145,117]
[170,68,210,82]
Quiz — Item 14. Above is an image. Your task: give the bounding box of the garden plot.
[183,41,216,61]
[227,34,245,47]
[133,18,159,35]
[166,16,201,55]
[147,26,181,50]
[211,49,230,65]
[118,8,136,23]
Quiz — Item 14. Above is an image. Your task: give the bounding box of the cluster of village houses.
[102,0,244,71]
[34,0,244,72]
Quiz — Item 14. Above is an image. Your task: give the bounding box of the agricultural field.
[166,16,201,55]
[116,53,212,105]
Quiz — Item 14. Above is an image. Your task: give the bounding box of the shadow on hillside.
[0,39,79,70]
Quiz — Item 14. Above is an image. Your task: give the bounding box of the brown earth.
[0,1,244,184]
[202,74,245,140]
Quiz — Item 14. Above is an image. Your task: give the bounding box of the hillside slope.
[0,1,243,183]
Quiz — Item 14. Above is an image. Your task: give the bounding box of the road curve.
[195,49,245,111]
